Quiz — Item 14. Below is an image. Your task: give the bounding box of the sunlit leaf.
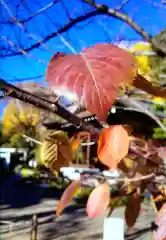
[46,44,137,120]
[71,131,90,152]
[86,183,110,219]
[56,180,81,216]
[127,184,134,194]
[153,203,166,240]
[125,192,141,227]
[71,139,81,151]
[153,97,165,104]
[130,42,152,75]
[97,125,129,169]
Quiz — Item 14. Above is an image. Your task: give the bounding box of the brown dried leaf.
[41,131,73,172]
[56,181,81,216]
[125,192,141,227]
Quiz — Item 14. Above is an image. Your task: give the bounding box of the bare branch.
[1,0,165,57]
[82,172,155,187]
[0,0,60,25]
[134,74,166,98]
[0,78,82,126]
[83,0,152,42]
[117,173,155,184]
[1,10,103,57]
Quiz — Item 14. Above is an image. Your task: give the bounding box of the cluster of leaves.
[54,126,166,239]
[46,43,166,238]
[1,43,166,238]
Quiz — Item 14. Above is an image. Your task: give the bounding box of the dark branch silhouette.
[2,0,165,57]
[0,78,81,126]
[83,0,152,42]
[0,0,60,25]
[1,10,103,57]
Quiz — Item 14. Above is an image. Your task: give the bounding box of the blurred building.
[0,148,28,165]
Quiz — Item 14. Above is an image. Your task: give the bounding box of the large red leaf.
[153,203,166,240]
[56,180,81,216]
[97,125,129,169]
[86,183,110,219]
[46,44,137,120]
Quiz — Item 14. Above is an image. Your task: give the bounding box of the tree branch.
[83,0,152,42]
[0,0,60,25]
[1,10,103,57]
[82,172,155,187]
[134,74,166,98]
[0,78,81,126]
[0,78,104,133]
[1,0,165,57]
[0,0,156,57]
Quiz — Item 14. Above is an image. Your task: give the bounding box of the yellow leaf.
[123,157,134,169]
[127,184,133,194]
[153,97,165,104]
[130,42,152,75]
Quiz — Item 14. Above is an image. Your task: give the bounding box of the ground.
[0,178,156,240]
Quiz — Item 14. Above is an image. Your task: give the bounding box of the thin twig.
[109,173,155,183]
[82,173,155,185]
[0,78,82,126]
[115,0,129,11]
[22,134,42,145]
[1,10,103,57]
[1,0,160,57]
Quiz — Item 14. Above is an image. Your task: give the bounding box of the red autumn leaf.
[153,203,166,240]
[97,125,129,169]
[46,44,137,120]
[86,183,110,219]
[56,180,81,216]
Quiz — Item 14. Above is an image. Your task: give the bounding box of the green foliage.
[150,56,166,83]
[34,145,43,165]
[9,133,29,148]
[153,29,166,55]
[153,119,166,139]
[152,103,166,139]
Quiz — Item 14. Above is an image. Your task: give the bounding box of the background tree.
[2,82,62,138]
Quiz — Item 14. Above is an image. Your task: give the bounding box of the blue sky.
[0,0,166,118]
